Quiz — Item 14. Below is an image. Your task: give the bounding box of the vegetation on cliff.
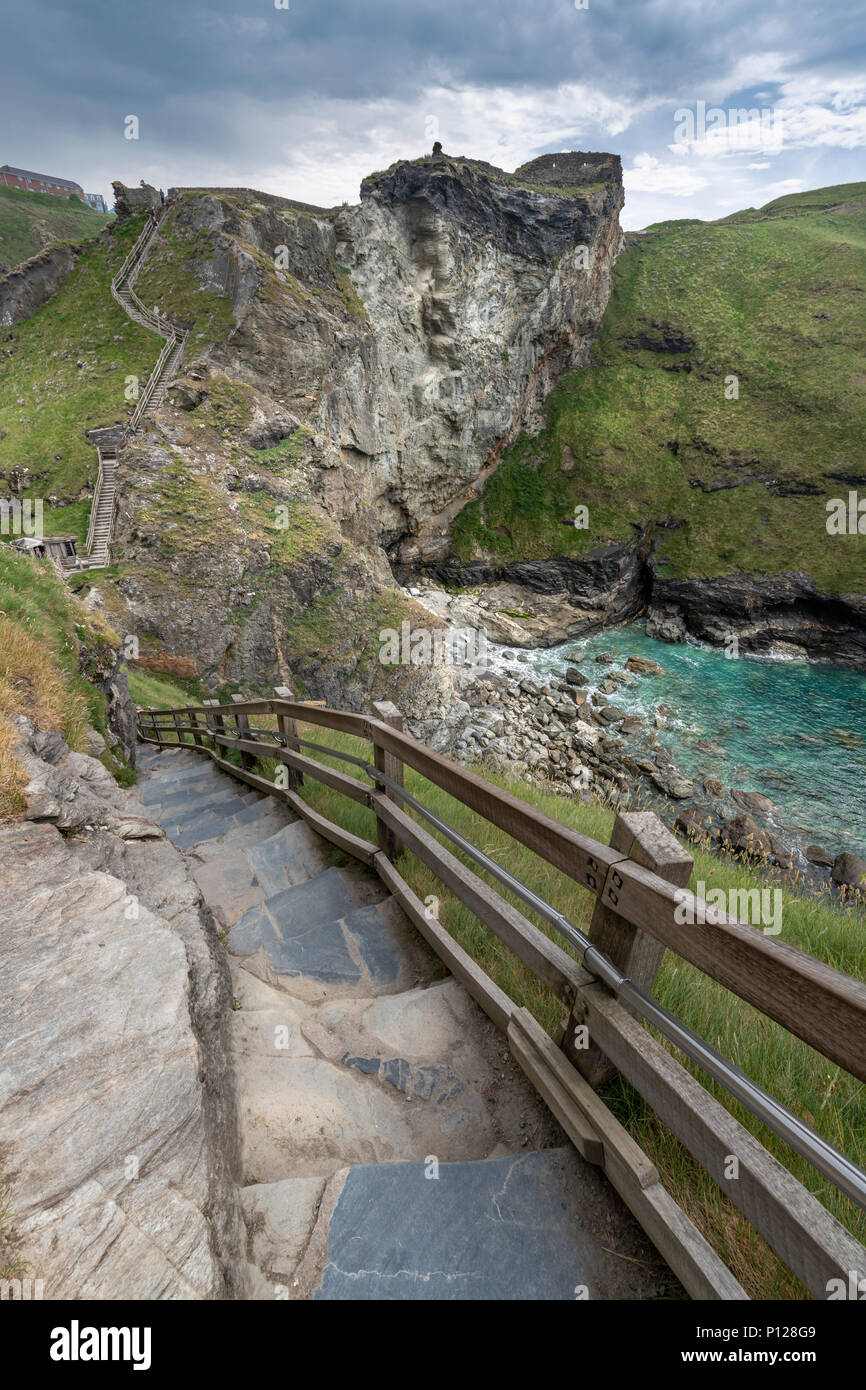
[0,184,112,273]
[0,549,123,817]
[452,182,866,594]
[0,213,155,536]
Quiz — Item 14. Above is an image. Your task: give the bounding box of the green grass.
[238,720,865,1299]
[127,667,203,710]
[133,201,235,343]
[0,547,125,812]
[0,185,112,273]
[0,213,156,501]
[452,182,866,593]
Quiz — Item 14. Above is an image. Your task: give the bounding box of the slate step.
[167,796,290,850]
[156,790,260,828]
[138,769,226,804]
[300,1150,680,1301]
[230,893,418,987]
[227,866,389,980]
[153,783,261,817]
[185,805,294,861]
[142,777,239,810]
[191,821,333,930]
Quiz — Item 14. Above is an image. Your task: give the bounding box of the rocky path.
[138,742,680,1300]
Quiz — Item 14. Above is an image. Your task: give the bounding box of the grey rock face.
[0,729,246,1298]
[204,154,624,561]
[0,244,79,327]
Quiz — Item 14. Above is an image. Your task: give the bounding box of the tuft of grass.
[0,547,119,816]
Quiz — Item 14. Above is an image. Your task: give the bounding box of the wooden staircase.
[77,207,187,571]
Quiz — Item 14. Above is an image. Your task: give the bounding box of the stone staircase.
[137,742,680,1300]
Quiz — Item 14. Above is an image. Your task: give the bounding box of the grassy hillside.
[0,184,112,272]
[452,182,866,593]
[0,547,123,817]
[0,213,160,537]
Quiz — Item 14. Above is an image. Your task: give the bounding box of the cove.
[487,623,866,862]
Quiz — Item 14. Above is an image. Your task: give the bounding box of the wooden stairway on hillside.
[73,206,187,572]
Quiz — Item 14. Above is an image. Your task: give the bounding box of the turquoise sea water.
[487,624,866,862]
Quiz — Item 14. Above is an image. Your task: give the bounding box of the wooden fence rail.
[136,692,866,1300]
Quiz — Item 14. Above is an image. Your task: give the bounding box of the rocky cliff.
[0,721,247,1297]
[89,154,624,711]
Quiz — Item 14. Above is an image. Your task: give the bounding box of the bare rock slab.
[305,1150,680,1301]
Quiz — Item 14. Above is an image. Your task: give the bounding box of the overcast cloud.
[2,0,864,227]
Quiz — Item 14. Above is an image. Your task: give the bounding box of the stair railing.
[135,691,866,1301]
[84,451,106,555]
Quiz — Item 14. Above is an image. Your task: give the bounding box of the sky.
[2,0,864,229]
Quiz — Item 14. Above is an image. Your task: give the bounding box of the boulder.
[650,765,694,799]
[645,606,686,644]
[805,845,833,868]
[168,377,207,411]
[675,809,718,842]
[831,853,866,891]
[598,705,625,725]
[625,656,666,676]
[564,667,586,685]
[719,814,773,858]
[731,789,777,815]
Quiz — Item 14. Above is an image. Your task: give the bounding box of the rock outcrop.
[647,567,866,669]
[94,152,624,703]
[0,720,247,1298]
[0,244,80,327]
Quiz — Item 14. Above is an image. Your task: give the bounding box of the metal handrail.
[136,706,866,1210]
[174,713,866,1212]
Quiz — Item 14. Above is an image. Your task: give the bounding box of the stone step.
[191,821,334,930]
[227,865,390,978]
[230,893,427,989]
[294,1150,679,1301]
[166,796,286,850]
[231,968,564,1182]
[138,769,226,804]
[151,780,260,814]
[185,805,294,862]
[155,788,259,827]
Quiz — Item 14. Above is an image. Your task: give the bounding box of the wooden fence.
[137,690,866,1301]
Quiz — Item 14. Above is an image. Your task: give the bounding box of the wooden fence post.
[563,810,694,1088]
[203,698,225,746]
[370,700,404,861]
[274,685,303,790]
[231,693,255,770]
[151,708,163,748]
[187,703,203,747]
[170,707,184,746]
